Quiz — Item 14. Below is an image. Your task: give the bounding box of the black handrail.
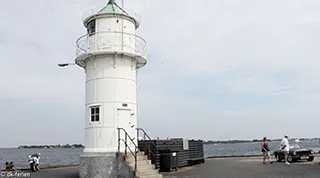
[137,128,157,163]
[117,128,138,172]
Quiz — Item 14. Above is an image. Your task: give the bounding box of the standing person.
[281,134,290,165]
[261,137,273,164]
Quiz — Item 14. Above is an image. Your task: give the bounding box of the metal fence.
[75,31,147,59]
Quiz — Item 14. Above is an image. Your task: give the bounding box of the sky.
[0,0,320,147]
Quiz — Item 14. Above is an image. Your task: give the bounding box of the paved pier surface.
[1,156,319,178]
[164,155,320,178]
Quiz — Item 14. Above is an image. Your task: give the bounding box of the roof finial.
[108,0,116,4]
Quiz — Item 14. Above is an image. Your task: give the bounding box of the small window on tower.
[87,20,96,36]
[90,106,100,122]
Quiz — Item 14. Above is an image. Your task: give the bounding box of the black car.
[273,145,314,162]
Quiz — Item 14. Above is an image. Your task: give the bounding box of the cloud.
[134,0,320,141]
[1,0,320,147]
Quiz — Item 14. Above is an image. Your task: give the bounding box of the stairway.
[126,152,163,178]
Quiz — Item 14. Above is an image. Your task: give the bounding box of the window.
[90,106,100,122]
[87,20,96,36]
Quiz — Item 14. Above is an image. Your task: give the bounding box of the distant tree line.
[204,140,255,144]
[18,144,84,149]
[204,137,319,145]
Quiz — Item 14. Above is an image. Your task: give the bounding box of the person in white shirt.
[280,134,290,165]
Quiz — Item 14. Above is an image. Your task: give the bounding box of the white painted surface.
[82,8,141,27]
[83,54,138,153]
[87,17,136,54]
[76,16,147,60]
[183,139,189,150]
[96,17,136,34]
[75,7,146,153]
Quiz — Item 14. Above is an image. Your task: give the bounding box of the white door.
[117,109,134,152]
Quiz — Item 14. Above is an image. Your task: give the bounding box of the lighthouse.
[74,0,147,177]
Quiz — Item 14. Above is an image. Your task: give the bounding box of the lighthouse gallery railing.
[76,31,147,59]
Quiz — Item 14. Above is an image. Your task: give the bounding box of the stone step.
[118,151,145,157]
[126,155,149,161]
[124,152,162,178]
[128,164,157,171]
[137,152,146,156]
[127,162,152,168]
[127,159,152,165]
[128,162,156,170]
[123,151,145,156]
[136,164,158,171]
[136,168,159,174]
[138,174,163,178]
[127,163,159,174]
[136,170,162,177]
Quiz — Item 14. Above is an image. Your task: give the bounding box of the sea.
[1,139,319,170]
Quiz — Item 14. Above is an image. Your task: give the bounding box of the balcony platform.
[75,31,147,69]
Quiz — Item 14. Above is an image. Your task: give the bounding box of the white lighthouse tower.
[75,0,147,177]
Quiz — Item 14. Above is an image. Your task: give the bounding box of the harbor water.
[204,140,320,157]
[1,140,319,169]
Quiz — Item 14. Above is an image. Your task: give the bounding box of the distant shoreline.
[0,144,84,149]
[204,138,319,145]
[17,144,84,149]
[0,147,84,149]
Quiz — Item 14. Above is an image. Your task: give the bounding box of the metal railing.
[137,128,157,164]
[117,128,138,172]
[82,6,141,24]
[76,31,147,59]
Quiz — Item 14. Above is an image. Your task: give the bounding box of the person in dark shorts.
[261,137,273,164]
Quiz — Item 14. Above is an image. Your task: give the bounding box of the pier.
[164,155,320,178]
[2,155,319,178]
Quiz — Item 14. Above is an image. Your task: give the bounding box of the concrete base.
[79,152,134,178]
